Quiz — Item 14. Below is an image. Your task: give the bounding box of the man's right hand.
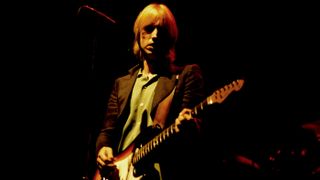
[96,146,115,169]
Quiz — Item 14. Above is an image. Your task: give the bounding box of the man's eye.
[144,25,155,33]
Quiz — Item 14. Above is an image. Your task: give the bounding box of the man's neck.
[142,60,154,75]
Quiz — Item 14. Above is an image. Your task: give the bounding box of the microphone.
[77,5,116,24]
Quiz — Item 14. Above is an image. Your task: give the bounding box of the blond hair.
[132,3,178,62]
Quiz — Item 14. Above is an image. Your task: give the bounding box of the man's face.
[140,20,161,59]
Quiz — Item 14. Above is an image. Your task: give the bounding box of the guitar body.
[93,144,142,180]
[93,127,162,180]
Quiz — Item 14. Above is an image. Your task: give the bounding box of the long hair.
[132,3,178,63]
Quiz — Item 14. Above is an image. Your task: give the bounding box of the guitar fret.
[135,151,138,162]
[193,107,197,115]
[155,136,159,146]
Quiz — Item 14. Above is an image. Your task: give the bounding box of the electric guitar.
[93,79,245,180]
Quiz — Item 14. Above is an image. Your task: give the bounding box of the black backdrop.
[9,0,319,179]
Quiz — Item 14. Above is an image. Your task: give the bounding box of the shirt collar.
[137,68,158,81]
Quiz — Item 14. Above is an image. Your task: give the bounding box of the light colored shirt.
[118,69,159,152]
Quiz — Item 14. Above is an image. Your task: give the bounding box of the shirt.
[118,69,159,152]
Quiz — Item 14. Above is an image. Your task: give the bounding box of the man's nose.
[151,28,158,39]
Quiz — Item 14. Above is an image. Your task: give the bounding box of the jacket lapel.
[118,66,139,117]
[118,65,177,120]
[152,74,177,111]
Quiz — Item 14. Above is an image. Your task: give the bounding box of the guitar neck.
[132,122,177,165]
[132,79,244,165]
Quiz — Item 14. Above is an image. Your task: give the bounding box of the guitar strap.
[153,74,179,129]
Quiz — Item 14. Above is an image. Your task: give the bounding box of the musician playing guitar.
[95,3,206,180]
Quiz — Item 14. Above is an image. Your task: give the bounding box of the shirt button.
[139,103,144,107]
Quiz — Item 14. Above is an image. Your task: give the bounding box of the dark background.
[8,0,319,179]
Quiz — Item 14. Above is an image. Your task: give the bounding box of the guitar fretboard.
[192,97,210,116]
[132,122,177,164]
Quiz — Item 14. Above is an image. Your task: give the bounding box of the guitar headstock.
[207,79,244,104]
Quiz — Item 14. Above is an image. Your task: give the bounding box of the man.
[95,3,205,180]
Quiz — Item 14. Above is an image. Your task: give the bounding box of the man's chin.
[145,52,156,59]
[144,49,154,54]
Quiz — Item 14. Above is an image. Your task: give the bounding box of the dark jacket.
[96,63,204,150]
[96,63,205,179]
